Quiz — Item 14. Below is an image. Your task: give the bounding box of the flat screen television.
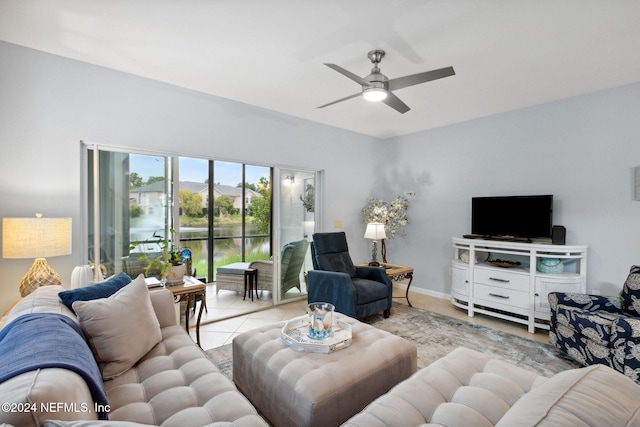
[471,195,553,241]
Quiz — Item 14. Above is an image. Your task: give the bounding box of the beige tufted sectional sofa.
[3,278,640,427]
[0,280,266,427]
[343,346,640,426]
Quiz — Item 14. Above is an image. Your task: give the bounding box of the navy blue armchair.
[307,232,392,318]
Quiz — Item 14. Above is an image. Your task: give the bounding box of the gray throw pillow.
[73,275,162,380]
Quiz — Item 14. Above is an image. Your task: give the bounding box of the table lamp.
[364,222,386,267]
[2,213,72,296]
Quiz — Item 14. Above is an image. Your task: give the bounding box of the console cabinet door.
[451,262,469,296]
[534,276,586,316]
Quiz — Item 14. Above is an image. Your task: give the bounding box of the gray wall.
[1,40,639,314]
[0,41,382,312]
[382,83,640,297]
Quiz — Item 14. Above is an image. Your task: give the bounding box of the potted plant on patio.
[131,228,187,285]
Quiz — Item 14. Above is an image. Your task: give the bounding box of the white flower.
[362,195,410,240]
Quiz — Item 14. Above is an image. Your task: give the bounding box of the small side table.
[166,276,206,348]
[358,262,414,307]
[244,268,258,301]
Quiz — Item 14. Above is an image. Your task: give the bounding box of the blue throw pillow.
[59,272,132,312]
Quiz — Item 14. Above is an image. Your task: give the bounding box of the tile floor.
[187,285,308,349]
[189,285,551,350]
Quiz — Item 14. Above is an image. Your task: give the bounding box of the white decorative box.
[281,315,352,353]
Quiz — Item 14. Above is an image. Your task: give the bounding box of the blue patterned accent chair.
[307,232,392,318]
[549,265,640,383]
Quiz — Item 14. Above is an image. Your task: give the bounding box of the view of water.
[130,220,270,281]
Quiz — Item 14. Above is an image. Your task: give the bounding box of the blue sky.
[131,154,269,186]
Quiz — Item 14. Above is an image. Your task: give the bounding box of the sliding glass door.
[275,168,320,303]
[86,145,272,285]
[84,143,321,316]
[87,149,173,279]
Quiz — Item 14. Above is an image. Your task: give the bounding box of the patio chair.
[216,239,309,297]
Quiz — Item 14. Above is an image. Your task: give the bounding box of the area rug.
[205,302,579,380]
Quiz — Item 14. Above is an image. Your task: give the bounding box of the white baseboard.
[392,282,450,301]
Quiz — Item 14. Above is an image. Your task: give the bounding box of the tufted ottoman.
[232,312,417,427]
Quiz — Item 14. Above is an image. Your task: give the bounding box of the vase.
[164,263,187,286]
[71,265,94,289]
[307,302,334,340]
[537,258,564,274]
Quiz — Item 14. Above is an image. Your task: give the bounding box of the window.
[86,146,272,283]
[178,158,271,281]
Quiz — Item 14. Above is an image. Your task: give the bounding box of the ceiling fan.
[318,49,455,114]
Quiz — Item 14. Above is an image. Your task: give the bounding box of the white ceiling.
[2,1,640,139]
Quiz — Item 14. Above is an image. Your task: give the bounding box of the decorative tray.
[281,315,352,354]
[489,260,521,268]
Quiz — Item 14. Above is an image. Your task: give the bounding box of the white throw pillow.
[73,275,162,380]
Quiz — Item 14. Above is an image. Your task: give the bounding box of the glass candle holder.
[307,302,334,340]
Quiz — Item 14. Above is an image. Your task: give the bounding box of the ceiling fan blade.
[324,63,371,87]
[317,92,362,109]
[387,66,455,92]
[381,91,410,114]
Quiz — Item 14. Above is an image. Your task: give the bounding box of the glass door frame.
[272,167,323,306]
[82,141,175,281]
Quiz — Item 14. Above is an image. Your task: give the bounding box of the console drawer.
[474,268,529,290]
[474,283,529,310]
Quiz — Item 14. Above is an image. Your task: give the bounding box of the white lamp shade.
[3,217,72,259]
[364,222,386,240]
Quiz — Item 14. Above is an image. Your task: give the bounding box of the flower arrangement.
[300,183,315,212]
[362,195,410,240]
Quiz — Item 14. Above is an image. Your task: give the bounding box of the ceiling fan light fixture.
[319,49,454,113]
[363,87,387,102]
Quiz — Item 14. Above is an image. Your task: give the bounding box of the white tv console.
[451,236,587,333]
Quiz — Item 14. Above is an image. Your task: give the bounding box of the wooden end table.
[166,276,207,348]
[359,262,414,307]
